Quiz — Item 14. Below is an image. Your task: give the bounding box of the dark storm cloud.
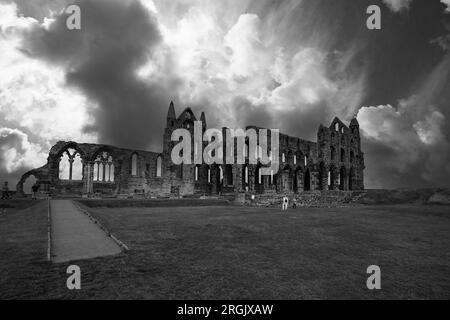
[20,0,176,151]
[230,97,330,142]
[252,0,448,106]
[249,0,450,188]
[358,51,450,189]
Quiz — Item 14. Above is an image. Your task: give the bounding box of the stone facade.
[17,102,365,197]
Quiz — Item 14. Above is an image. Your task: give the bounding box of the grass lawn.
[1,202,450,299]
[0,200,49,299]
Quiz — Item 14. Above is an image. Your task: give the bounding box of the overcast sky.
[1,0,449,189]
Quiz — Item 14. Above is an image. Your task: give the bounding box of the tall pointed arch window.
[94,152,114,182]
[156,156,162,177]
[131,153,138,176]
[59,148,83,181]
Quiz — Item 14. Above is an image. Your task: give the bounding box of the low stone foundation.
[246,191,367,208]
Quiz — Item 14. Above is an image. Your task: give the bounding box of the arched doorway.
[329,166,337,191]
[293,168,303,193]
[293,171,298,193]
[349,167,355,191]
[255,165,265,194]
[304,169,311,191]
[340,167,346,190]
[225,164,233,186]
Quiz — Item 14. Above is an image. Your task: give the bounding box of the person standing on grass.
[292,198,297,209]
[1,181,9,200]
[32,183,39,200]
[282,194,289,211]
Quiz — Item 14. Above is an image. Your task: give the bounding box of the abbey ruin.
[17,102,365,198]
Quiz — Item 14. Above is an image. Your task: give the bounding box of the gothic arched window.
[59,148,83,181]
[156,156,162,177]
[94,152,114,182]
[330,147,336,161]
[341,148,346,162]
[131,153,138,176]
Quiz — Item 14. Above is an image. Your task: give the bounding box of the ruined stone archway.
[52,141,86,161]
[293,167,303,193]
[58,148,83,181]
[16,167,49,196]
[22,174,38,195]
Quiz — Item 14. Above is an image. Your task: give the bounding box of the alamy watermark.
[64,4,381,31]
[66,5,81,30]
[66,265,81,290]
[171,122,280,175]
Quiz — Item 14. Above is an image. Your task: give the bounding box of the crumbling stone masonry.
[17,102,365,197]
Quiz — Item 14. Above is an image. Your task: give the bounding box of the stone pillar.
[68,158,74,181]
[83,161,94,195]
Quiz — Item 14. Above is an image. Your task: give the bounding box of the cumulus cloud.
[0,2,96,185]
[357,52,450,188]
[382,0,414,12]
[20,0,175,151]
[413,111,446,145]
[142,0,367,140]
[0,128,46,174]
[442,0,450,13]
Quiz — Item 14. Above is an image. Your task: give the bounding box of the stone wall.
[17,101,365,198]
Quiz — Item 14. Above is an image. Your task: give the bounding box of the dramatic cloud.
[143,0,368,140]
[0,2,96,184]
[20,0,173,151]
[383,0,414,12]
[442,0,450,13]
[0,0,449,189]
[358,52,450,188]
[0,128,46,174]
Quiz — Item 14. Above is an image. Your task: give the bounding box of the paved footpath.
[51,200,122,263]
